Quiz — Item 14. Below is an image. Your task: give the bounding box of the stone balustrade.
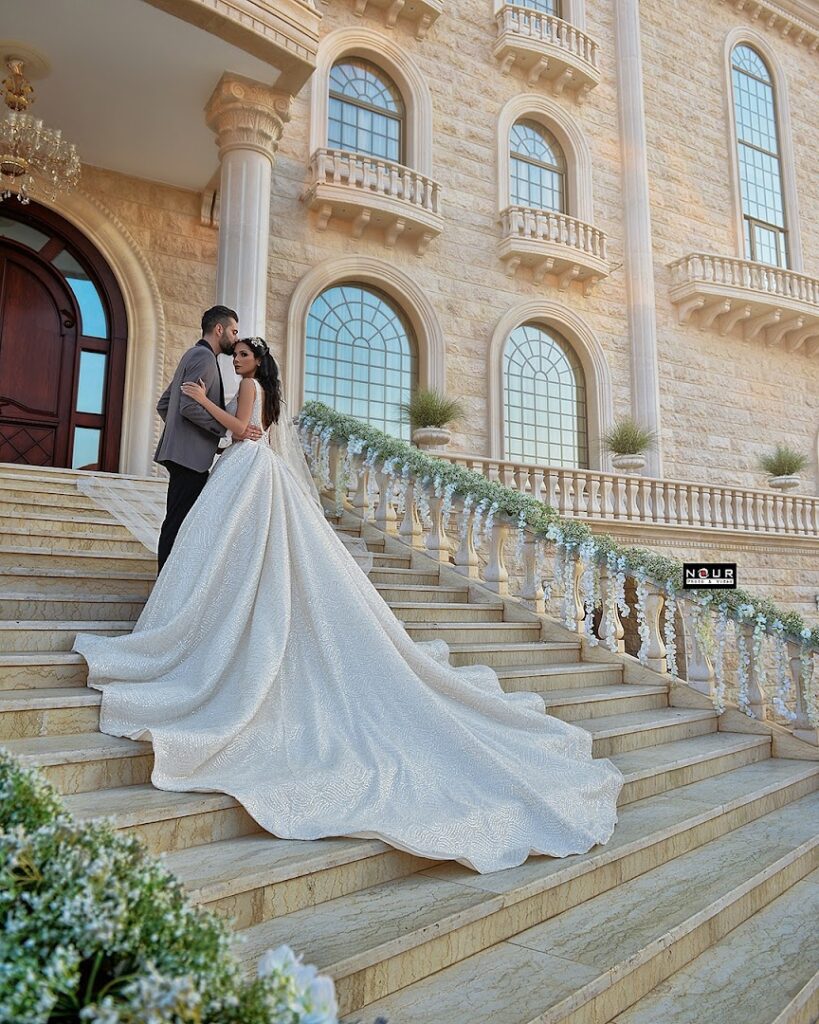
[494,5,601,97]
[498,205,609,291]
[668,253,819,355]
[303,148,444,254]
[437,453,819,539]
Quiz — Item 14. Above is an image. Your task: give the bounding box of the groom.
[154,305,260,571]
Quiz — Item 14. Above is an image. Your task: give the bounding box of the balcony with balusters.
[668,254,819,356]
[498,206,609,291]
[302,148,444,255]
[494,4,601,99]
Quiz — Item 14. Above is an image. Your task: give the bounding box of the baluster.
[644,584,668,674]
[741,623,767,720]
[519,532,545,613]
[500,463,515,488]
[663,482,675,525]
[514,466,530,494]
[613,475,627,519]
[373,468,398,535]
[596,568,625,652]
[545,469,560,508]
[701,487,712,527]
[351,455,370,521]
[626,475,639,520]
[588,475,601,518]
[482,521,510,595]
[321,442,340,498]
[487,462,500,483]
[425,495,450,562]
[763,492,775,531]
[652,480,664,524]
[453,506,480,578]
[638,478,651,522]
[680,602,715,695]
[788,641,818,744]
[573,472,587,515]
[399,482,424,549]
[531,467,545,502]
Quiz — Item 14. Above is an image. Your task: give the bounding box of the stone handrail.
[669,253,819,306]
[298,412,818,743]
[500,206,608,262]
[437,453,819,538]
[496,5,600,68]
[308,148,442,215]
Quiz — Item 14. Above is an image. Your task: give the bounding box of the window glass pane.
[305,285,416,439]
[509,121,565,211]
[76,351,107,414]
[519,0,557,11]
[328,61,403,162]
[503,323,587,468]
[0,217,50,251]
[71,427,101,470]
[52,250,108,338]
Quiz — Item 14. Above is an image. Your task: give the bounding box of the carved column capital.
[205,73,293,163]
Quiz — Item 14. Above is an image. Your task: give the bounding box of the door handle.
[60,309,76,329]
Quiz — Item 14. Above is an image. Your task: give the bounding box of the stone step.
[0,621,132,653]
[0,545,155,573]
[0,526,148,554]
[494,661,622,690]
[612,732,771,804]
[375,585,470,604]
[167,833,435,930]
[0,686,100,739]
[0,566,155,596]
[610,868,819,1024]
[370,552,413,569]
[0,487,100,511]
[352,791,819,1024]
[448,641,582,668]
[233,761,819,1017]
[0,592,146,622]
[539,683,668,722]
[368,567,441,586]
[0,652,88,689]
[0,509,129,536]
[0,465,160,490]
[580,707,718,758]
[405,621,543,644]
[64,785,259,855]
[2,731,153,793]
[391,601,505,623]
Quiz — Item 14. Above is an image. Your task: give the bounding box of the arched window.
[730,44,788,267]
[509,120,566,211]
[305,284,417,438]
[328,59,404,163]
[504,323,587,467]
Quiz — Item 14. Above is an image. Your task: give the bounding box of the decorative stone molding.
[319,0,443,39]
[486,299,615,467]
[668,253,819,356]
[717,0,819,51]
[310,28,434,176]
[205,73,293,163]
[285,256,446,410]
[141,0,321,91]
[722,29,804,272]
[493,4,601,100]
[303,148,443,255]
[498,206,609,291]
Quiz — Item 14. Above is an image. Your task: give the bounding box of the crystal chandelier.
[0,58,80,203]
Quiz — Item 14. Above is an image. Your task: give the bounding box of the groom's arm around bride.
[154,305,240,572]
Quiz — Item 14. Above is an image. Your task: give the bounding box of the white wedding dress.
[74,382,623,873]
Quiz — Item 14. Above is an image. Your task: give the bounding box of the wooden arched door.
[0,204,127,472]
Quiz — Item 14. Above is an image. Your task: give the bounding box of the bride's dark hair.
[237,337,281,428]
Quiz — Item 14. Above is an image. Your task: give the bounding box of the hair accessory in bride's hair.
[246,336,269,355]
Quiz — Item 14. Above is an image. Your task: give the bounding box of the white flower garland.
[712,603,728,715]
[415,477,432,529]
[734,607,754,717]
[635,570,650,666]
[602,551,620,653]
[579,539,599,646]
[799,628,819,727]
[771,620,795,721]
[663,583,678,679]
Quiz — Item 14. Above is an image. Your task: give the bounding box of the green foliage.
[759,445,809,477]
[0,757,340,1024]
[401,389,466,430]
[301,401,819,649]
[601,418,657,456]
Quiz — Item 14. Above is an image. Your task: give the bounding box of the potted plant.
[402,389,465,451]
[759,445,808,492]
[602,418,657,474]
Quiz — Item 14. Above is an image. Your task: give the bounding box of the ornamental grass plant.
[758,445,809,477]
[400,389,465,430]
[601,418,657,456]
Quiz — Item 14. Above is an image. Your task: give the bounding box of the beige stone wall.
[79,165,217,385]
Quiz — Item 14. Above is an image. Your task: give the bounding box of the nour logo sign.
[682,563,737,589]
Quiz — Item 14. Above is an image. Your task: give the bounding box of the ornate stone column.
[206,73,292,390]
[614,0,663,477]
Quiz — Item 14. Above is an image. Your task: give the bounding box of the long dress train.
[74,383,623,873]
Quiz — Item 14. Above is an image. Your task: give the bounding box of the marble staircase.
[0,463,816,1024]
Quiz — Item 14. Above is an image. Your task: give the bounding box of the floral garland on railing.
[298,403,819,689]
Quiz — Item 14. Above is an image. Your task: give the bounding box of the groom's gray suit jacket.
[154,340,227,473]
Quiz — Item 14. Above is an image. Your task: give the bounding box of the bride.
[73,337,623,874]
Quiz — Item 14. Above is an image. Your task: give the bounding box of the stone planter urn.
[412,427,452,451]
[611,453,647,474]
[767,474,801,492]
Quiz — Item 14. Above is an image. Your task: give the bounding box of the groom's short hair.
[201,305,238,335]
